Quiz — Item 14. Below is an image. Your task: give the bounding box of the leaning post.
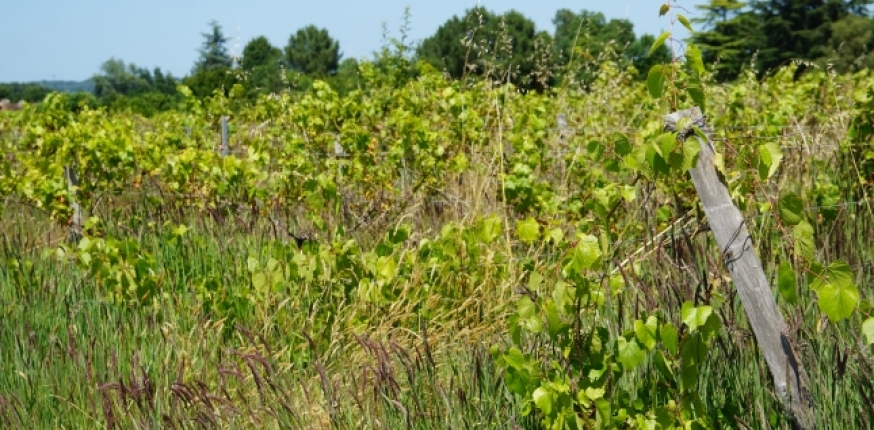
[664,107,815,429]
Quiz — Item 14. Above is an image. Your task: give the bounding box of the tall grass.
[2,35,874,429]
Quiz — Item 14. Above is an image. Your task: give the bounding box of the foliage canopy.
[285,25,342,77]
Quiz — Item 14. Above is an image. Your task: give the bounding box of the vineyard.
[2,47,874,428]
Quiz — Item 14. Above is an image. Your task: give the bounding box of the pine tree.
[693,0,873,79]
[691,0,762,81]
[193,21,232,74]
[751,0,872,75]
[241,36,283,96]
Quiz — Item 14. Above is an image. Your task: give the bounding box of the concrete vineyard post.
[221,116,229,157]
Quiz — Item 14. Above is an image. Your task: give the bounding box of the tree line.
[0,83,52,104]
[177,8,673,98]
[692,0,874,80]
[4,1,871,115]
[15,7,673,115]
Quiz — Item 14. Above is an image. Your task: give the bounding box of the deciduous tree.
[417,8,554,91]
[242,36,283,96]
[242,36,282,71]
[822,14,874,72]
[551,9,670,84]
[93,58,153,98]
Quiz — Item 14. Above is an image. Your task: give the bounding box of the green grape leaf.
[779,193,805,226]
[681,362,700,392]
[659,4,670,17]
[503,347,527,370]
[621,184,637,202]
[587,140,605,160]
[247,256,259,272]
[660,322,679,354]
[811,260,858,322]
[793,221,815,261]
[658,132,678,157]
[595,398,611,426]
[528,271,544,290]
[614,133,632,156]
[617,336,646,370]
[376,256,397,283]
[678,14,693,32]
[252,272,267,291]
[682,137,702,171]
[650,32,671,56]
[635,316,659,350]
[862,317,874,345]
[505,368,532,399]
[517,296,542,333]
[647,65,666,99]
[685,45,705,77]
[547,227,564,244]
[585,386,605,401]
[644,143,670,175]
[569,235,602,273]
[516,217,540,244]
[860,298,872,314]
[686,84,706,112]
[173,224,189,237]
[479,215,502,244]
[758,142,783,180]
[545,300,569,338]
[533,386,552,415]
[388,225,410,244]
[777,261,798,305]
[653,352,674,386]
[681,301,713,333]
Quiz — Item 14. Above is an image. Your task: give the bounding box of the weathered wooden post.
[665,107,814,429]
[556,114,568,142]
[556,114,569,190]
[64,164,83,243]
[333,133,345,183]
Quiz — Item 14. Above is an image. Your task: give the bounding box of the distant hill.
[36,79,95,93]
[0,79,95,103]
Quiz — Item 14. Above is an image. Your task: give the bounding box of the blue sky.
[0,0,694,82]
